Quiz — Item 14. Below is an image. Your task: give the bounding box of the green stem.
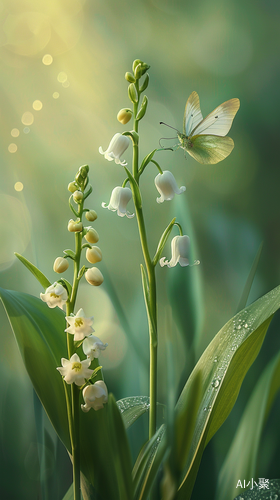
[132,81,158,438]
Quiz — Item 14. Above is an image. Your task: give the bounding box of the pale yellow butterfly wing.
[190,98,240,137]
[183,91,204,136]
[185,135,234,164]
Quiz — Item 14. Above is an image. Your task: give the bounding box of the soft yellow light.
[42,54,53,65]
[8,143,17,153]
[62,80,70,88]
[11,128,20,137]
[14,182,23,192]
[53,92,60,99]
[57,71,67,83]
[21,111,34,125]
[32,100,43,111]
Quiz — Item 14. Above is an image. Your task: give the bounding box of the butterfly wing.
[185,135,234,164]
[183,91,204,136]
[190,98,240,137]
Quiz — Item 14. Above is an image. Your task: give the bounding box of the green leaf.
[175,283,280,500]
[15,253,51,289]
[236,241,263,313]
[63,249,76,260]
[124,166,142,208]
[139,149,157,175]
[133,424,167,500]
[108,395,133,500]
[117,396,150,429]
[0,288,122,497]
[216,349,280,500]
[153,218,176,266]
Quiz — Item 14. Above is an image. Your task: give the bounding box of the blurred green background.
[1,0,280,498]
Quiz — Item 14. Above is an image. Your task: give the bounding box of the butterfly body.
[177,91,240,164]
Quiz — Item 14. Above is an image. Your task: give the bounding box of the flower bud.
[136,96,148,121]
[85,210,97,222]
[73,190,83,203]
[117,108,133,125]
[132,59,143,72]
[134,62,150,79]
[125,72,135,83]
[85,267,104,286]
[68,219,83,232]
[75,165,89,189]
[53,257,69,273]
[85,227,99,244]
[68,181,77,193]
[139,74,149,92]
[128,83,138,104]
[86,246,102,264]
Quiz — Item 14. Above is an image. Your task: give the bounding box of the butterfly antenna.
[159,137,177,148]
[159,121,180,133]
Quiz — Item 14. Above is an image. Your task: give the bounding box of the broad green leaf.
[62,484,74,500]
[234,479,280,499]
[175,283,280,500]
[0,288,122,498]
[15,253,51,289]
[216,349,280,500]
[133,424,167,500]
[117,396,150,429]
[108,395,133,500]
[236,241,263,313]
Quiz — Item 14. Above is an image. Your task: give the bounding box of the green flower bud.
[139,73,149,92]
[128,83,138,104]
[125,72,135,83]
[53,257,69,273]
[134,62,150,80]
[68,181,77,193]
[75,165,89,189]
[117,108,133,125]
[85,210,98,222]
[136,95,148,121]
[132,59,143,72]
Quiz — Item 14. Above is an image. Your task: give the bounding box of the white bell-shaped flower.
[160,235,190,268]
[155,170,186,203]
[40,282,68,309]
[83,334,108,360]
[65,308,94,341]
[99,133,130,166]
[102,186,134,218]
[81,381,108,412]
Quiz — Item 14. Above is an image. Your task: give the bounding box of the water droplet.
[237,325,241,330]
[244,323,248,328]
[211,379,220,388]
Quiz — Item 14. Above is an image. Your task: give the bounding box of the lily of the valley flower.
[68,219,83,232]
[102,186,134,218]
[53,257,69,274]
[99,133,130,166]
[155,170,186,203]
[85,267,104,286]
[160,235,190,268]
[65,308,94,341]
[81,381,108,412]
[83,334,108,360]
[57,353,93,386]
[40,282,68,309]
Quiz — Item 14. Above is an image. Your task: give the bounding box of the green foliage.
[15,253,51,289]
[216,349,280,500]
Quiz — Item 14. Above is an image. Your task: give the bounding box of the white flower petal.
[155,170,186,203]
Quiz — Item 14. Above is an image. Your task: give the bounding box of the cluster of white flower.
[99,133,193,268]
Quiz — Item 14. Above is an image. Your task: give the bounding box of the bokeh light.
[52,92,60,99]
[14,182,24,192]
[57,72,67,83]
[21,112,34,126]
[42,54,53,65]
[8,143,17,153]
[11,128,20,137]
[32,100,43,111]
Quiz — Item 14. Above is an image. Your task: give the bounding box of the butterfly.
[160,91,240,164]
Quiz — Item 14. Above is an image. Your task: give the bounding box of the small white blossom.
[99,133,130,166]
[102,186,134,218]
[81,381,108,412]
[65,308,94,341]
[160,235,190,268]
[57,353,93,386]
[53,257,69,274]
[83,335,108,360]
[40,282,68,309]
[155,170,186,203]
